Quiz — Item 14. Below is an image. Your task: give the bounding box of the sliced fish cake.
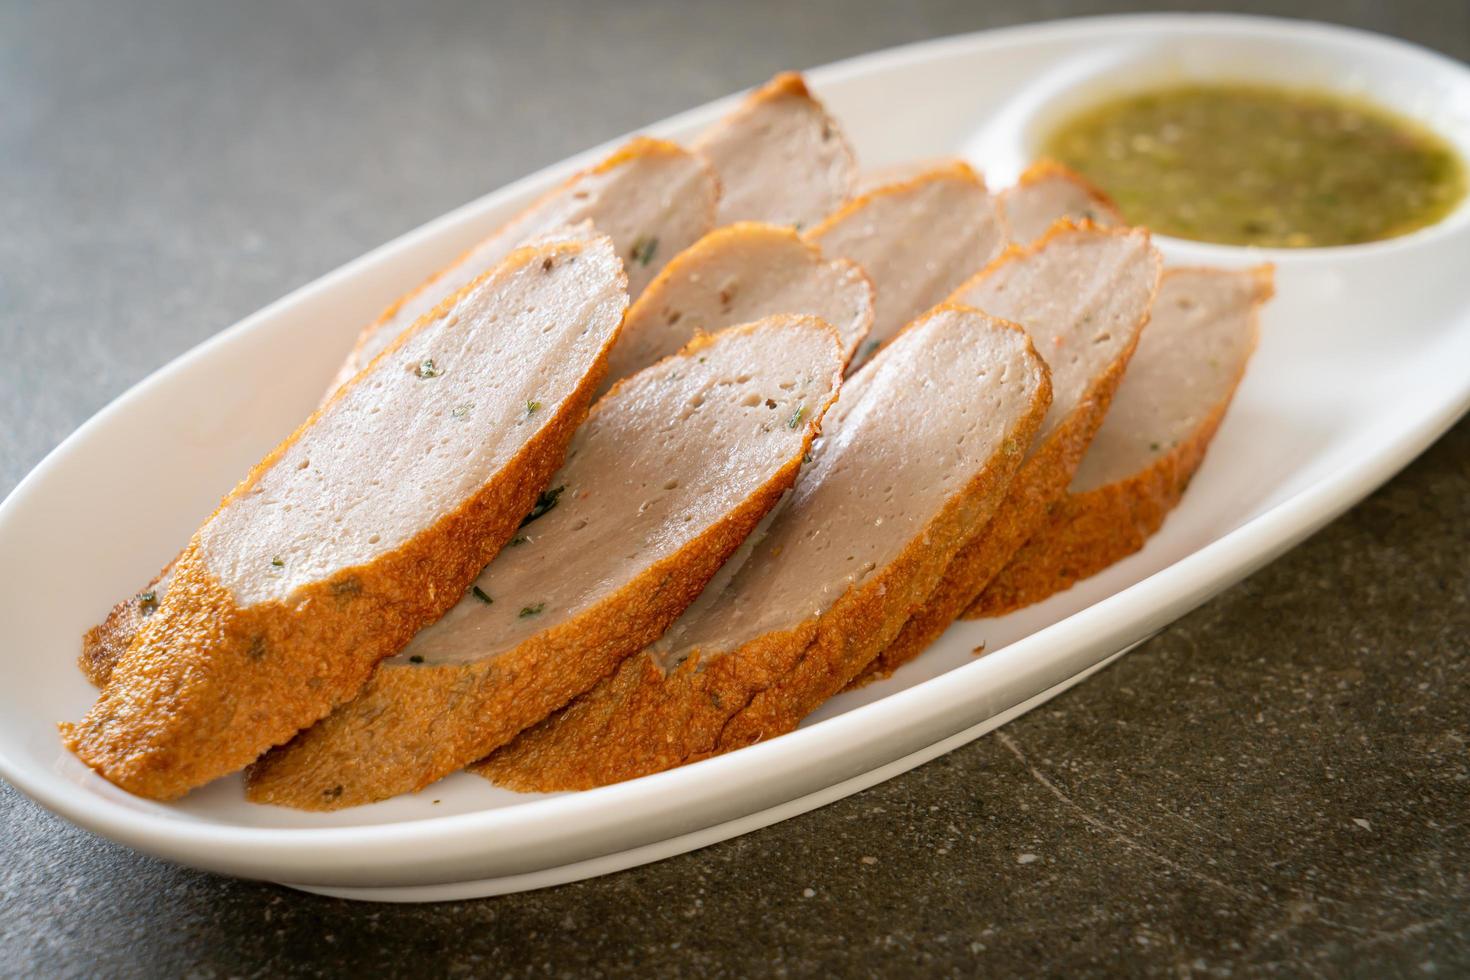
[477,304,1051,791]
[693,71,855,229]
[245,316,844,809]
[860,222,1161,683]
[604,222,874,388]
[1000,160,1123,246]
[80,139,718,679]
[972,266,1271,616]
[82,80,850,670]
[807,161,1007,357]
[63,233,630,800]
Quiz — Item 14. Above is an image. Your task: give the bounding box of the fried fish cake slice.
[64,233,628,800]
[603,222,873,389]
[694,71,855,230]
[81,140,719,681]
[970,265,1271,616]
[246,316,844,809]
[807,161,1007,359]
[999,159,1123,246]
[478,304,1050,791]
[858,222,1161,684]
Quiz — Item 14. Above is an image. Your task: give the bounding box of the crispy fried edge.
[61,237,629,800]
[475,305,1052,791]
[79,560,174,688]
[852,221,1162,684]
[245,316,846,810]
[78,137,717,686]
[969,265,1273,617]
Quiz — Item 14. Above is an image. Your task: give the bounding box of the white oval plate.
[2,14,1468,902]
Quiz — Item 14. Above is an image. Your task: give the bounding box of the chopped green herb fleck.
[802,451,813,464]
[137,590,158,609]
[471,585,493,605]
[787,405,806,430]
[526,400,541,415]
[409,654,425,664]
[520,485,565,527]
[631,235,659,267]
[793,221,805,232]
[270,556,284,568]
[509,535,528,547]
[451,403,472,419]
[518,603,545,618]
[417,358,442,378]
[1149,441,1162,452]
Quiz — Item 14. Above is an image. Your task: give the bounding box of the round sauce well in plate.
[1041,83,1467,248]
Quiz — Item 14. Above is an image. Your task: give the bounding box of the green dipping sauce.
[1042,83,1467,247]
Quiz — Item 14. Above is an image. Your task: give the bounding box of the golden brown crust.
[753,70,814,102]
[476,307,1053,791]
[79,560,173,688]
[243,318,844,810]
[852,223,1161,684]
[969,266,1272,617]
[245,461,806,810]
[61,240,627,801]
[852,375,1114,683]
[964,400,1216,618]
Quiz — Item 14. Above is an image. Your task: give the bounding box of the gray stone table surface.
[2,0,1466,975]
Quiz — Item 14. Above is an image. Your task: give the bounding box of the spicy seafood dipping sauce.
[1042,84,1467,248]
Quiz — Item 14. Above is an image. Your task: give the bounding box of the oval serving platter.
[2,14,1468,902]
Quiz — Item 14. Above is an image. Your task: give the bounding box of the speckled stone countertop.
[2,1,1466,975]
